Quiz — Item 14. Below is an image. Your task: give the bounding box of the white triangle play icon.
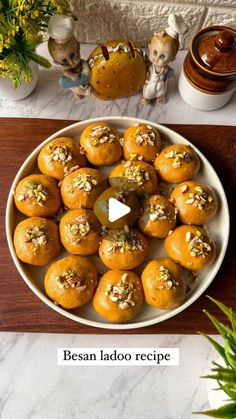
[108,198,131,222]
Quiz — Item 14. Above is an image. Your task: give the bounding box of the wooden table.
[1,118,235,334]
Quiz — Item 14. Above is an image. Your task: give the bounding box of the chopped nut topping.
[19,181,49,206]
[157,265,179,290]
[180,184,188,193]
[185,186,214,210]
[148,203,168,221]
[106,274,135,310]
[121,272,128,281]
[137,155,144,161]
[165,149,192,168]
[17,194,25,201]
[71,173,98,193]
[124,224,129,233]
[114,189,128,204]
[90,125,117,146]
[135,127,156,146]
[106,228,143,254]
[124,161,149,186]
[66,215,91,238]
[49,145,73,164]
[64,165,80,176]
[186,230,212,257]
[56,269,86,290]
[101,225,108,237]
[119,137,124,146]
[185,231,192,242]
[79,147,86,155]
[24,224,47,246]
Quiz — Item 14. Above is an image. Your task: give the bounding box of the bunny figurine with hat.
[142,14,188,105]
[47,14,91,98]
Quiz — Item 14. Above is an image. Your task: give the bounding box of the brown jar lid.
[191,26,236,77]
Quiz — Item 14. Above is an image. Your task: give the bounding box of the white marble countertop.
[0,44,235,124]
[0,44,233,419]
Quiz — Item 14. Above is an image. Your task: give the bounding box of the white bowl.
[5,116,230,330]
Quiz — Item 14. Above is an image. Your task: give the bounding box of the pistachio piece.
[106,275,135,310]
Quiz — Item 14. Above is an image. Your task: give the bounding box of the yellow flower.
[23,73,32,82]
[0,61,8,69]
[0,35,3,52]
[25,31,39,43]
[20,16,26,25]
[5,39,11,48]
[32,9,39,17]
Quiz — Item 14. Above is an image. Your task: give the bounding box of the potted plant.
[196,296,236,418]
[0,0,70,99]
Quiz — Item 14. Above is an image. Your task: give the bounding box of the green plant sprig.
[194,296,236,418]
[0,0,71,87]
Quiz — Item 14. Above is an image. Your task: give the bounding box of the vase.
[0,61,39,101]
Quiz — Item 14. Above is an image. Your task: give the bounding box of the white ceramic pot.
[178,69,236,111]
[0,61,39,100]
[179,26,236,111]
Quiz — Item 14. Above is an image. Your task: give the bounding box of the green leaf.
[12,78,20,88]
[207,297,236,330]
[198,298,236,417]
[27,51,51,68]
[225,339,236,369]
[203,310,236,342]
[211,367,236,376]
[219,383,236,401]
[194,402,236,418]
[198,332,230,366]
[203,372,236,384]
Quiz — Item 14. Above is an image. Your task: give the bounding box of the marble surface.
[0,333,221,419]
[0,44,235,125]
[0,43,233,419]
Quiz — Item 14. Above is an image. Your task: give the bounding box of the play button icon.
[108,198,131,222]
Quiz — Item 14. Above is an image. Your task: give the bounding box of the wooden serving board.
[0,118,235,334]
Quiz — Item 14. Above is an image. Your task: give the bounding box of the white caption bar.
[58,348,179,366]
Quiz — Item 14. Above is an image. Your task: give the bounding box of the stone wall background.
[69,0,236,49]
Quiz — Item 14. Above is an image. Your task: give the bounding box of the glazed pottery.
[179,26,236,111]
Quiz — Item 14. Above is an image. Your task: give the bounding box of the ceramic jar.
[0,61,39,101]
[179,26,236,111]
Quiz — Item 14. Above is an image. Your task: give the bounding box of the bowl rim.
[5,116,230,330]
